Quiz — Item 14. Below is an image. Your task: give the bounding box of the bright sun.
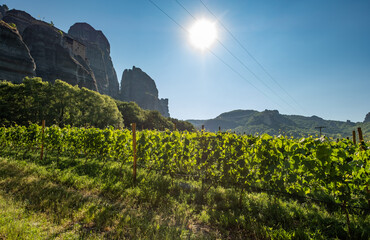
[189,19,217,50]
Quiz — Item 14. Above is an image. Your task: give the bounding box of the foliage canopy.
[0,77,195,131]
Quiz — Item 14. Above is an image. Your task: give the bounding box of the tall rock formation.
[22,22,98,90]
[119,66,169,117]
[68,23,119,97]
[1,7,172,117]
[0,20,35,82]
[1,9,98,90]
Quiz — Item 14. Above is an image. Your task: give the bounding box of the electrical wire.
[176,0,299,113]
[147,0,288,111]
[199,0,307,114]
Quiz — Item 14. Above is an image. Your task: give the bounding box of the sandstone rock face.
[1,9,172,117]
[119,66,169,117]
[68,23,119,97]
[0,21,35,82]
[22,22,98,90]
[2,9,37,34]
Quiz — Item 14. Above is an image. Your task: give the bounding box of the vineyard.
[0,124,369,239]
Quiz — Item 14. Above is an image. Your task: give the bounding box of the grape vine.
[0,124,368,212]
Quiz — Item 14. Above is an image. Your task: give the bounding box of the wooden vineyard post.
[202,125,204,131]
[174,123,177,131]
[358,127,366,151]
[219,126,221,132]
[357,127,370,208]
[358,127,364,143]
[352,131,356,144]
[132,123,137,184]
[40,120,45,161]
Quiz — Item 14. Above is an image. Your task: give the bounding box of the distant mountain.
[187,109,370,140]
[364,112,370,123]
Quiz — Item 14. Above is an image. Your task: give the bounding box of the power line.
[207,46,282,105]
[175,0,196,20]
[175,0,298,112]
[147,0,290,110]
[147,0,187,32]
[199,0,306,114]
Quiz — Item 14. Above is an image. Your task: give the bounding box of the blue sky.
[3,0,370,122]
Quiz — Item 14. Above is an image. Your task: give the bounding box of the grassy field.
[0,149,369,239]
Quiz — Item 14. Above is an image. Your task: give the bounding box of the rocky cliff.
[1,7,171,117]
[0,20,35,83]
[68,23,119,97]
[1,9,98,91]
[22,22,98,90]
[119,66,169,117]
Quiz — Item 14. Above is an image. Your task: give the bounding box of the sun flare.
[189,19,217,50]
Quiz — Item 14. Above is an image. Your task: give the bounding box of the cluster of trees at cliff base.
[0,77,195,131]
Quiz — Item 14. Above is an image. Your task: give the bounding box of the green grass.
[0,149,369,239]
[0,192,52,239]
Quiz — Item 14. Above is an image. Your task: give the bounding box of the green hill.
[188,109,370,140]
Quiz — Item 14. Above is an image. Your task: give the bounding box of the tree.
[99,95,123,129]
[48,79,80,126]
[169,118,195,131]
[0,80,24,125]
[1,77,124,128]
[22,77,51,124]
[75,87,123,128]
[143,110,174,130]
[115,100,145,129]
